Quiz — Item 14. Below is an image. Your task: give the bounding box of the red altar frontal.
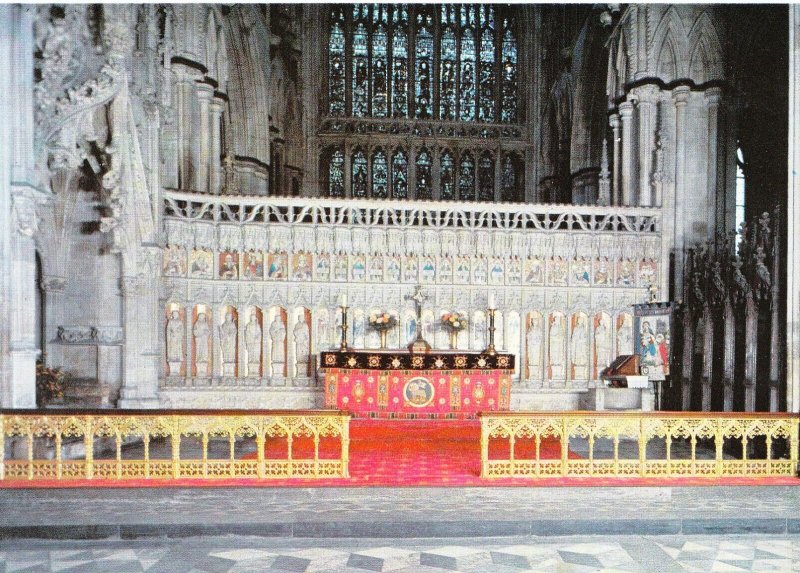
[320,351,514,418]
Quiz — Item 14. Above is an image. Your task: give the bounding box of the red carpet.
[3,419,799,488]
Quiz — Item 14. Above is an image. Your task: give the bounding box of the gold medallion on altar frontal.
[403,377,435,408]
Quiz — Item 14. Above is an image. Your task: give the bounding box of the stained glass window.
[392,149,408,199]
[391,7,409,117]
[352,149,368,198]
[440,150,455,200]
[328,4,518,124]
[414,9,434,119]
[372,148,389,198]
[415,149,433,199]
[458,152,476,201]
[328,8,346,116]
[459,6,477,122]
[478,151,494,201]
[439,6,457,121]
[352,11,370,117]
[372,7,388,118]
[500,18,517,123]
[478,5,495,122]
[329,148,345,197]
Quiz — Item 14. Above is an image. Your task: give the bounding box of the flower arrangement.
[441,312,468,332]
[35,360,66,407]
[368,311,398,332]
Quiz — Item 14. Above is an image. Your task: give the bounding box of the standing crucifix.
[406,285,431,353]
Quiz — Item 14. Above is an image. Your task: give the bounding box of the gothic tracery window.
[372,148,389,198]
[478,151,495,202]
[440,150,455,200]
[352,148,368,198]
[415,149,433,200]
[458,152,476,201]
[328,148,345,197]
[327,4,518,123]
[392,149,409,199]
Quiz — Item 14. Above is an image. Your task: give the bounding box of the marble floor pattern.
[0,534,799,572]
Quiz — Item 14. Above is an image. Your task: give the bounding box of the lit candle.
[488,292,496,310]
[339,293,348,308]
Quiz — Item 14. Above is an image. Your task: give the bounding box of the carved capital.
[11,193,40,238]
[672,86,691,107]
[40,276,67,294]
[618,101,635,118]
[608,113,621,130]
[704,86,723,106]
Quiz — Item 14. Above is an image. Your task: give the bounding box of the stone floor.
[1,534,799,572]
[2,486,800,539]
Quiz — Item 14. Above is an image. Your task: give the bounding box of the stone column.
[195,83,213,193]
[174,65,196,190]
[722,299,735,412]
[634,85,658,207]
[209,97,225,194]
[704,87,722,238]
[701,305,713,411]
[681,310,694,411]
[609,113,621,206]
[744,296,758,412]
[672,87,691,298]
[0,6,40,408]
[789,4,800,413]
[40,275,67,369]
[618,101,635,206]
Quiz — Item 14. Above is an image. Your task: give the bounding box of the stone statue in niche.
[594,315,613,376]
[617,314,633,355]
[570,315,589,380]
[526,314,543,381]
[269,315,287,377]
[549,314,566,380]
[219,312,238,376]
[473,313,486,350]
[294,316,311,377]
[166,310,184,376]
[244,314,262,376]
[193,312,211,377]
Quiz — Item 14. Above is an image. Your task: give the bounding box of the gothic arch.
[650,6,689,81]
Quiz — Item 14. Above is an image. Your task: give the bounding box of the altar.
[320,351,514,418]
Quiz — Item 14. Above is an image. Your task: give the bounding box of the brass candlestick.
[339,305,349,352]
[485,308,497,355]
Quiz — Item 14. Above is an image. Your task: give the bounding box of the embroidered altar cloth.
[320,351,514,418]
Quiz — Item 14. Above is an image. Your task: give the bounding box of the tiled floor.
[1,534,798,572]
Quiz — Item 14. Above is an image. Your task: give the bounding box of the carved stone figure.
[294,317,311,376]
[166,310,184,374]
[269,315,287,375]
[244,314,262,374]
[571,315,589,379]
[594,315,613,375]
[526,314,543,380]
[219,312,238,375]
[193,312,211,376]
[549,314,566,380]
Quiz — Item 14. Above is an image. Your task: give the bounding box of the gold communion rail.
[480,412,799,479]
[0,410,350,482]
